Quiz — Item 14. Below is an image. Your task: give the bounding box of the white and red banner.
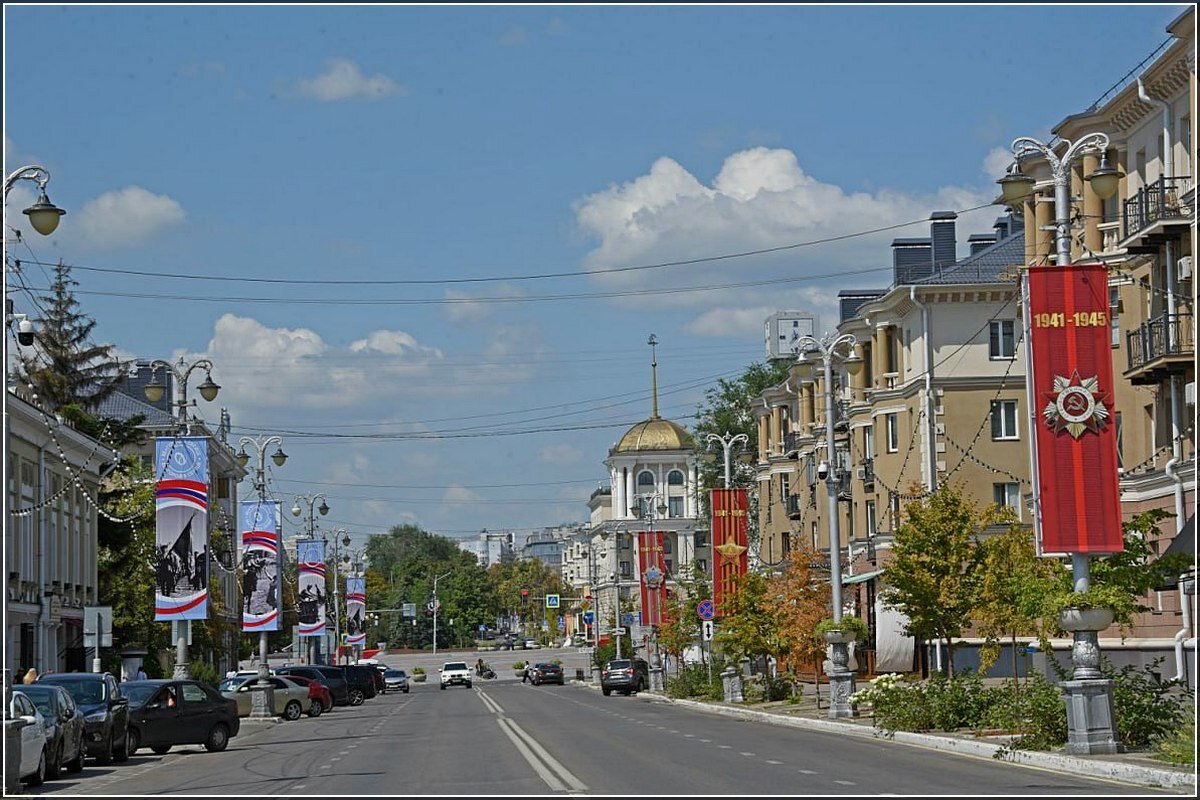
[297,539,327,636]
[240,500,281,632]
[1024,262,1123,555]
[155,437,209,621]
[345,576,367,648]
[711,488,749,617]
[637,531,667,626]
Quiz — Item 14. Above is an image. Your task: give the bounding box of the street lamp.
[795,331,862,719]
[707,432,749,490]
[431,570,452,656]
[632,492,669,678]
[237,435,287,704]
[292,493,329,663]
[998,132,1121,755]
[4,165,67,236]
[327,529,353,664]
[144,356,222,679]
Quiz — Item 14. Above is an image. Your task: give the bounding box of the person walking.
[135,665,148,680]
[22,668,37,684]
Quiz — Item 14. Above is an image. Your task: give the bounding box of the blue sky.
[4,3,1189,547]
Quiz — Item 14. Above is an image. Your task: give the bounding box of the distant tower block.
[764,311,818,361]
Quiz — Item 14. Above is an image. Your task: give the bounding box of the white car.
[439,661,472,690]
[9,690,47,786]
[218,676,310,720]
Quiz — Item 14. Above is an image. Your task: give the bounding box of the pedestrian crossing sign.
[545,593,560,609]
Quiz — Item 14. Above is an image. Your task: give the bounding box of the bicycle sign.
[697,599,715,620]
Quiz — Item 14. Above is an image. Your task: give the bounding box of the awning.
[1156,514,1195,590]
[842,569,884,585]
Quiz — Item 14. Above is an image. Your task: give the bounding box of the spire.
[648,333,659,419]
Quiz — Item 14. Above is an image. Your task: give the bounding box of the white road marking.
[503,716,589,792]
[835,780,856,786]
[766,760,783,765]
[798,769,816,775]
[740,752,756,757]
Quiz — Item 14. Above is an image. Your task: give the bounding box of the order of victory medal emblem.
[1043,371,1110,439]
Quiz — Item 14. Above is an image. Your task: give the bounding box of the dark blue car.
[36,672,129,764]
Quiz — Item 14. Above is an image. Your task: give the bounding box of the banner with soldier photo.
[345,576,367,648]
[240,500,281,632]
[155,437,210,621]
[297,539,327,637]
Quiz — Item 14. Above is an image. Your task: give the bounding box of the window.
[991,400,1019,440]
[890,492,901,527]
[663,537,672,555]
[637,471,655,486]
[989,320,1016,359]
[694,532,707,548]
[993,483,1021,518]
[864,425,875,459]
[619,561,631,577]
[697,558,707,573]
[811,521,819,550]
[665,559,673,573]
[865,500,877,537]
[1110,286,1122,347]
[667,470,684,486]
[1115,411,1124,470]
[885,414,899,452]
[780,473,790,499]
[668,496,684,518]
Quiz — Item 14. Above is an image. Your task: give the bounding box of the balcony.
[783,431,803,457]
[1125,313,1194,385]
[786,493,804,519]
[1121,175,1193,251]
[856,459,875,489]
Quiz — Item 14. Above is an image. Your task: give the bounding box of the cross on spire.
[648,333,659,419]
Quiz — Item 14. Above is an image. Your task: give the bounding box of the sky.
[3,2,1190,550]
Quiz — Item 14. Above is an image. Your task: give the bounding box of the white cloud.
[442,283,526,322]
[538,443,582,466]
[573,147,996,310]
[983,146,1015,181]
[297,58,405,102]
[684,286,841,338]
[76,186,185,248]
[443,485,483,505]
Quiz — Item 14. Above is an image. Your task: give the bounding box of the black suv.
[37,672,130,764]
[341,665,378,704]
[276,666,350,706]
[600,658,650,696]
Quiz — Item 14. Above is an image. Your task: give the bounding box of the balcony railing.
[1126,313,1194,374]
[783,431,803,456]
[786,493,803,518]
[1123,175,1193,240]
[857,459,875,488]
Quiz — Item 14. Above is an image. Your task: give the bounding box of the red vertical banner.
[1025,262,1123,555]
[637,531,667,626]
[710,488,748,617]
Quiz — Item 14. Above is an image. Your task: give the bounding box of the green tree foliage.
[657,563,707,673]
[16,261,129,411]
[882,484,981,678]
[713,571,782,665]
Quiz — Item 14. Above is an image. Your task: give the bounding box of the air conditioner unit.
[855,467,868,481]
[1178,256,1192,281]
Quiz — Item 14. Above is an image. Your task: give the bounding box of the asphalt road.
[26,653,1181,797]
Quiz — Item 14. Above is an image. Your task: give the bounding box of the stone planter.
[1058,607,1114,632]
[822,630,858,645]
[411,673,427,683]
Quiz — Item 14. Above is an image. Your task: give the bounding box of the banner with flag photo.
[155,437,209,621]
[345,576,367,647]
[240,500,281,632]
[637,531,668,626]
[297,539,327,636]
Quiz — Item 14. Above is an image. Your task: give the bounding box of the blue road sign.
[697,599,715,620]
[582,611,594,624]
[620,613,636,626]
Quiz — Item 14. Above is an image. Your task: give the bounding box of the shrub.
[664,662,724,701]
[513,661,526,670]
[411,667,425,675]
[1107,658,1192,749]
[188,659,220,687]
[1153,715,1195,765]
[815,616,869,640]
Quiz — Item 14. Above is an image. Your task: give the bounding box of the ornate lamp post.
[431,570,452,656]
[997,132,1122,755]
[632,492,669,685]
[235,435,287,716]
[795,331,863,719]
[144,357,221,678]
[292,493,329,663]
[707,432,749,490]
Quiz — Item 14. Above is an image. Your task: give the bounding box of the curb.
[652,695,1195,791]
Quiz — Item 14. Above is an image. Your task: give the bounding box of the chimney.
[892,237,932,284]
[930,211,957,274]
[968,233,998,255]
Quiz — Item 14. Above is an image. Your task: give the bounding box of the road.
[25,650,1181,796]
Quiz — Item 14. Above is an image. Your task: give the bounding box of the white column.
[613,466,625,521]
[625,468,635,518]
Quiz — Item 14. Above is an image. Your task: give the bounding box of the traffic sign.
[697,599,715,621]
[614,627,627,635]
[702,620,714,641]
[545,593,560,609]
[582,611,595,624]
[620,612,636,626]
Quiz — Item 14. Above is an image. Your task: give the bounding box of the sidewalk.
[572,680,1196,792]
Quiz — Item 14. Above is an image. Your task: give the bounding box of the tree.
[766,541,830,681]
[713,571,782,666]
[657,563,707,673]
[16,261,129,411]
[881,483,982,678]
[972,512,1061,679]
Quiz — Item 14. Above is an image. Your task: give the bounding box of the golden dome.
[611,417,695,454]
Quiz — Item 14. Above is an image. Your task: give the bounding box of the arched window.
[667,470,684,486]
[637,471,655,486]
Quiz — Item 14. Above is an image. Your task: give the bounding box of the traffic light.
[521,589,529,606]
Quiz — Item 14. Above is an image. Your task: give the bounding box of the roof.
[917,227,1025,285]
[611,417,695,454]
[891,237,931,246]
[96,390,177,429]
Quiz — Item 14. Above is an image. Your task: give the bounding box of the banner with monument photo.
[345,576,367,648]
[240,500,281,633]
[154,436,210,621]
[297,538,327,637]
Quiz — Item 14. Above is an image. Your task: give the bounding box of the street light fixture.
[143,356,221,679]
[237,434,286,704]
[5,165,66,236]
[293,493,329,663]
[794,331,861,719]
[707,432,749,490]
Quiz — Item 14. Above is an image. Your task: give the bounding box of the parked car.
[382,668,410,693]
[276,665,351,707]
[439,661,472,690]
[8,690,47,786]
[121,679,240,755]
[217,676,311,720]
[341,665,378,704]
[527,662,565,686]
[600,658,650,696]
[37,672,130,764]
[276,673,332,716]
[19,683,86,778]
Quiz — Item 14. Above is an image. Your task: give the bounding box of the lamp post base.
[247,685,279,722]
[1062,678,1121,755]
[826,642,857,719]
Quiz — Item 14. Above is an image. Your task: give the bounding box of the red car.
[280,674,331,717]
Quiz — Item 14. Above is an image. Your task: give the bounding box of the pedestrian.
[521,663,531,684]
[135,665,148,680]
[22,667,37,684]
